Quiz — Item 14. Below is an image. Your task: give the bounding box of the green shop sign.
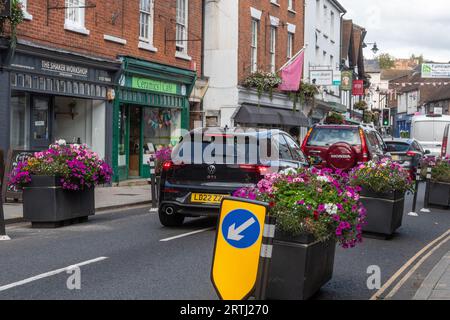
[132,77,179,95]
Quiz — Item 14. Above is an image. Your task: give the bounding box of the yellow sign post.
[211,197,272,300]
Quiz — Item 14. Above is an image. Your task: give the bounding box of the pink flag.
[279,51,305,92]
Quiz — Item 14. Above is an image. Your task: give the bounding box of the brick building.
[203,0,309,137]
[0,0,204,182]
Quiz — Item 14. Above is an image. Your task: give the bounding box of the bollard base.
[420,208,431,213]
[408,212,419,217]
[0,235,11,241]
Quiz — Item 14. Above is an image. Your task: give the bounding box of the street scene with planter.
[0,0,450,309]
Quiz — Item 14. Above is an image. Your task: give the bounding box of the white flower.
[281,168,297,176]
[325,203,338,215]
[57,139,66,146]
[317,176,329,183]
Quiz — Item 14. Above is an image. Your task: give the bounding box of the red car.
[301,124,390,171]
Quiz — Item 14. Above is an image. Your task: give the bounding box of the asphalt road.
[0,183,449,300]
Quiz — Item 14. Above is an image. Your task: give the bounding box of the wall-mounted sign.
[310,70,333,86]
[333,71,342,86]
[41,60,88,78]
[0,0,11,17]
[132,77,178,95]
[422,64,450,79]
[341,71,353,91]
[352,80,364,96]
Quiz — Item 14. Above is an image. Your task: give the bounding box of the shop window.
[10,94,28,149]
[24,75,32,88]
[143,108,181,157]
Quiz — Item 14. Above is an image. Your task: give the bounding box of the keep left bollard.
[149,156,158,212]
[0,192,11,241]
[421,167,432,213]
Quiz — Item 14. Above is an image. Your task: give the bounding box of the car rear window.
[386,142,410,152]
[307,128,361,147]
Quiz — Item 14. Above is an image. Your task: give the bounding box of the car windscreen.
[307,128,361,147]
[386,142,410,152]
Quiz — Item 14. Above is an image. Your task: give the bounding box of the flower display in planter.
[324,111,345,125]
[234,168,366,249]
[242,71,282,100]
[350,158,414,194]
[421,157,450,183]
[9,140,112,191]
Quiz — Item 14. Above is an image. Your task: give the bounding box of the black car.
[158,127,307,226]
[385,138,429,176]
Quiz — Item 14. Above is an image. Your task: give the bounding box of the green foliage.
[421,159,450,183]
[354,101,368,110]
[242,71,282,100]
[377,53,396,70]
[0,0,24,39]
[324,111,345,124]
[289,82,319,111]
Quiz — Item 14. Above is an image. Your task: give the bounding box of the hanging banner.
[352,80,364,96]
[341,71,353,91]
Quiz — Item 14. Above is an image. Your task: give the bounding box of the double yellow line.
[370,229,450,300]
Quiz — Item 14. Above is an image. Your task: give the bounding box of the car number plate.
[392,155,401,161]
[191,193,227,204]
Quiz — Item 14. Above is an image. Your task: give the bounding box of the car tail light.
[162,161,173,171]
[442,136,448,158]
[359,128,370,162]
[239,164,269,175]
[407,151,419,157]
[301,128,313,153]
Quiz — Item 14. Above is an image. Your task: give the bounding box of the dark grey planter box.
[360,187,405,236]
[23,176,95,228]
[266,232,336,300]
[426,181,450,208]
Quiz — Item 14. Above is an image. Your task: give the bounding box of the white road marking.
[0,257,108,292]
[160,227,215,242]
[370,229,450,300]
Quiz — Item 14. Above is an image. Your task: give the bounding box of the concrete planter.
[426,181,450,208]
[360,187,405,237]
[267,232,336,300]
[23,176,95,228]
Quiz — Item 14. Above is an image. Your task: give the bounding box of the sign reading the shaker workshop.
[422,63,450,79]
[211,198,267,300]
[41,60,89,78]
[310,70,333,86]
[0,0,11,17]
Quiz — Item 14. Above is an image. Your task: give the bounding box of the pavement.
[413,251,450,300]
[2,185,152,223]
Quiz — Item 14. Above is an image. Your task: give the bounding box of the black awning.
[234,105,309,127]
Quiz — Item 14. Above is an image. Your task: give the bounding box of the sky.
[338,0,450,62]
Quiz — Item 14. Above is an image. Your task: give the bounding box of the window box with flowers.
[9,140,112,228]
[422,158,450,208]
[234,168,366,300]
[350,159,414,237]
[242,71,282,101]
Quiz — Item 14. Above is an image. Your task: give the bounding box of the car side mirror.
[425,150,431,155]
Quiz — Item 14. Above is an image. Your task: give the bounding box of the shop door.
[30,96,52,149]
[128,106,142,178]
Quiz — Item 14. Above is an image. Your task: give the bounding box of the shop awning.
[234,105,309,127]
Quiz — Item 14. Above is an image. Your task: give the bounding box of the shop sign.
[310,70,333,86]
[352,80,364,96]
[422,64,450,79]
[41,60,88,78]
[341,71,353,91]
[0,0,11,17]
[132,77,178,95]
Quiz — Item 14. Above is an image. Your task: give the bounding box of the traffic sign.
[211,197,268,300]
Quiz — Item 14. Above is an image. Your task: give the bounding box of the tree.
[377,53,395,70]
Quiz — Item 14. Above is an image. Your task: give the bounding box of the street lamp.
[363,42,379,55]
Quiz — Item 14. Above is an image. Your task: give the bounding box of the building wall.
[17,0,202,76]
[238,0,305,82]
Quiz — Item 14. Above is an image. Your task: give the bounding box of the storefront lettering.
[132,77,178,95]
[41,60,89,78]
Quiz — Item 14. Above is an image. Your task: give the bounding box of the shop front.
[1,44,119,163]
[113,57,196,182]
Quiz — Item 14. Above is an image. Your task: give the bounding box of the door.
[30,96,52,149]
[128,106,142,178]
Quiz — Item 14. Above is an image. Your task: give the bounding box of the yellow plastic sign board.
[211,197,268,300]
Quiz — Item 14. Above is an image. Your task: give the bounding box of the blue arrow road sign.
[221,209,261,249]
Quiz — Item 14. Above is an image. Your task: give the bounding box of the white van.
[411,115,450,156]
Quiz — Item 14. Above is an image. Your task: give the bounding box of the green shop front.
[113,57,196,182]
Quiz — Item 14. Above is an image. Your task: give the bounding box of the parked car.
[301,124,390,171]
[411,114,450,157]
[385,138,429,177]
[158,128,307,226]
